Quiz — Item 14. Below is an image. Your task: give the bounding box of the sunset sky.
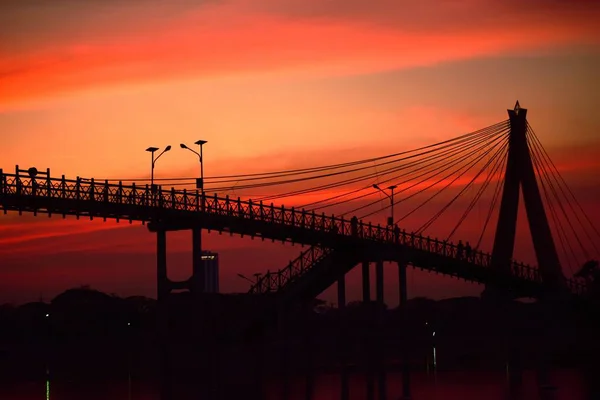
[1,0,599,305]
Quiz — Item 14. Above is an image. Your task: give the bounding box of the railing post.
[237,197,242,216]
[61,175,66,199]
[131,183,136,205]
[225,195,230,215]
[90,178,95,201]
[171,188,176,209]
[0,169,3,195]
[118,181,123,204]
[249,199,254,219]
[46,168,51,197]
[281,205,285,224]
[76,177,81,201]
[15,166,21,196]
[183,189,188,210]
[260,201,264,220]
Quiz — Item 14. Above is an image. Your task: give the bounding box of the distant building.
[202,251,219,293]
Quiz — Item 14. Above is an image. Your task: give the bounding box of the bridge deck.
[0,171,586,297]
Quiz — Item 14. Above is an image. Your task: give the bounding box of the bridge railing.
[0,170,586,295]
[248,246,332,294]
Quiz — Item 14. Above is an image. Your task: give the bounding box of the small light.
[425,321,428,325]
[433,331,436,337]
[45,313,49,318]
[127,322,131,326]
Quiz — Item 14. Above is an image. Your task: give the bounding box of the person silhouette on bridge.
[457,240,464,260]
[350,216,358,236]
[465,241,472,261]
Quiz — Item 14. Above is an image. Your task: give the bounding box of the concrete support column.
[338,274,349,400]
[375,260,386,400]
[362,261,370,302]
[192,227,205,294]
[362,260,375,400]
[156,229,171,400]
[376,260,384,305]
[399,261,411,400]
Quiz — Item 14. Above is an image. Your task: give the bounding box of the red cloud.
[1,1,598,109]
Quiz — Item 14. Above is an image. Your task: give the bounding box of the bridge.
[0,102,598,399]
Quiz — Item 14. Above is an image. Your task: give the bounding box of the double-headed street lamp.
[146,145,172,191]
[180,140,208,192]
[373,184,397,227]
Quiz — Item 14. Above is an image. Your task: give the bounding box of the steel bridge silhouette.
[0,102,593,301]
[1,101,598,400]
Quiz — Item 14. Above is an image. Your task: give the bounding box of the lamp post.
[180,140,208,192]
[145,145,172,191]
[373,184,397,227]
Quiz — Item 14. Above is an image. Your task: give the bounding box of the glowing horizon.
[1,0,599,304]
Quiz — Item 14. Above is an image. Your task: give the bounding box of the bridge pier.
[361,261,376,400]
[376,260,384,304]
[338,275,350,400]
[191,227,205,294]
[375,260,387,400]
[154,225,214,400]
[362,261,371,302]
[156,229,172,400]
[398,261,411,400]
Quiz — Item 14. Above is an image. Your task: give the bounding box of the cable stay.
[93,120,509,187]
[474,144,507,250]
[526,123,599,275]
[349,128,509,220]
[530,143,579,275]
[445,138,509,242]
[416,136,509,234]
[203,121,509,195]
[528,123,600,250]
[300,124,507,211]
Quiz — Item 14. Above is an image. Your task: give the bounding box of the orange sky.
[1,0,599,304]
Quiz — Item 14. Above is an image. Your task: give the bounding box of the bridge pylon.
[486,101,565,296]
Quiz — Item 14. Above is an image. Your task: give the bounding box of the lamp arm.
[376,187,392,201]
[184,147,201,159]
[154,149,168,164]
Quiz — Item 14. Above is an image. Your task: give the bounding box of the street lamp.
[180,140,208,192]
[146,145,171,191]
[373,184,397,227]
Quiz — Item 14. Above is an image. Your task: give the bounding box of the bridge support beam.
[362,261,370,302]
[376,260,384,304]
[338,275,349,400]
[192,227,205,294]
[398,261,411,400]
[156,229,172,400]
[375,260,386,400]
